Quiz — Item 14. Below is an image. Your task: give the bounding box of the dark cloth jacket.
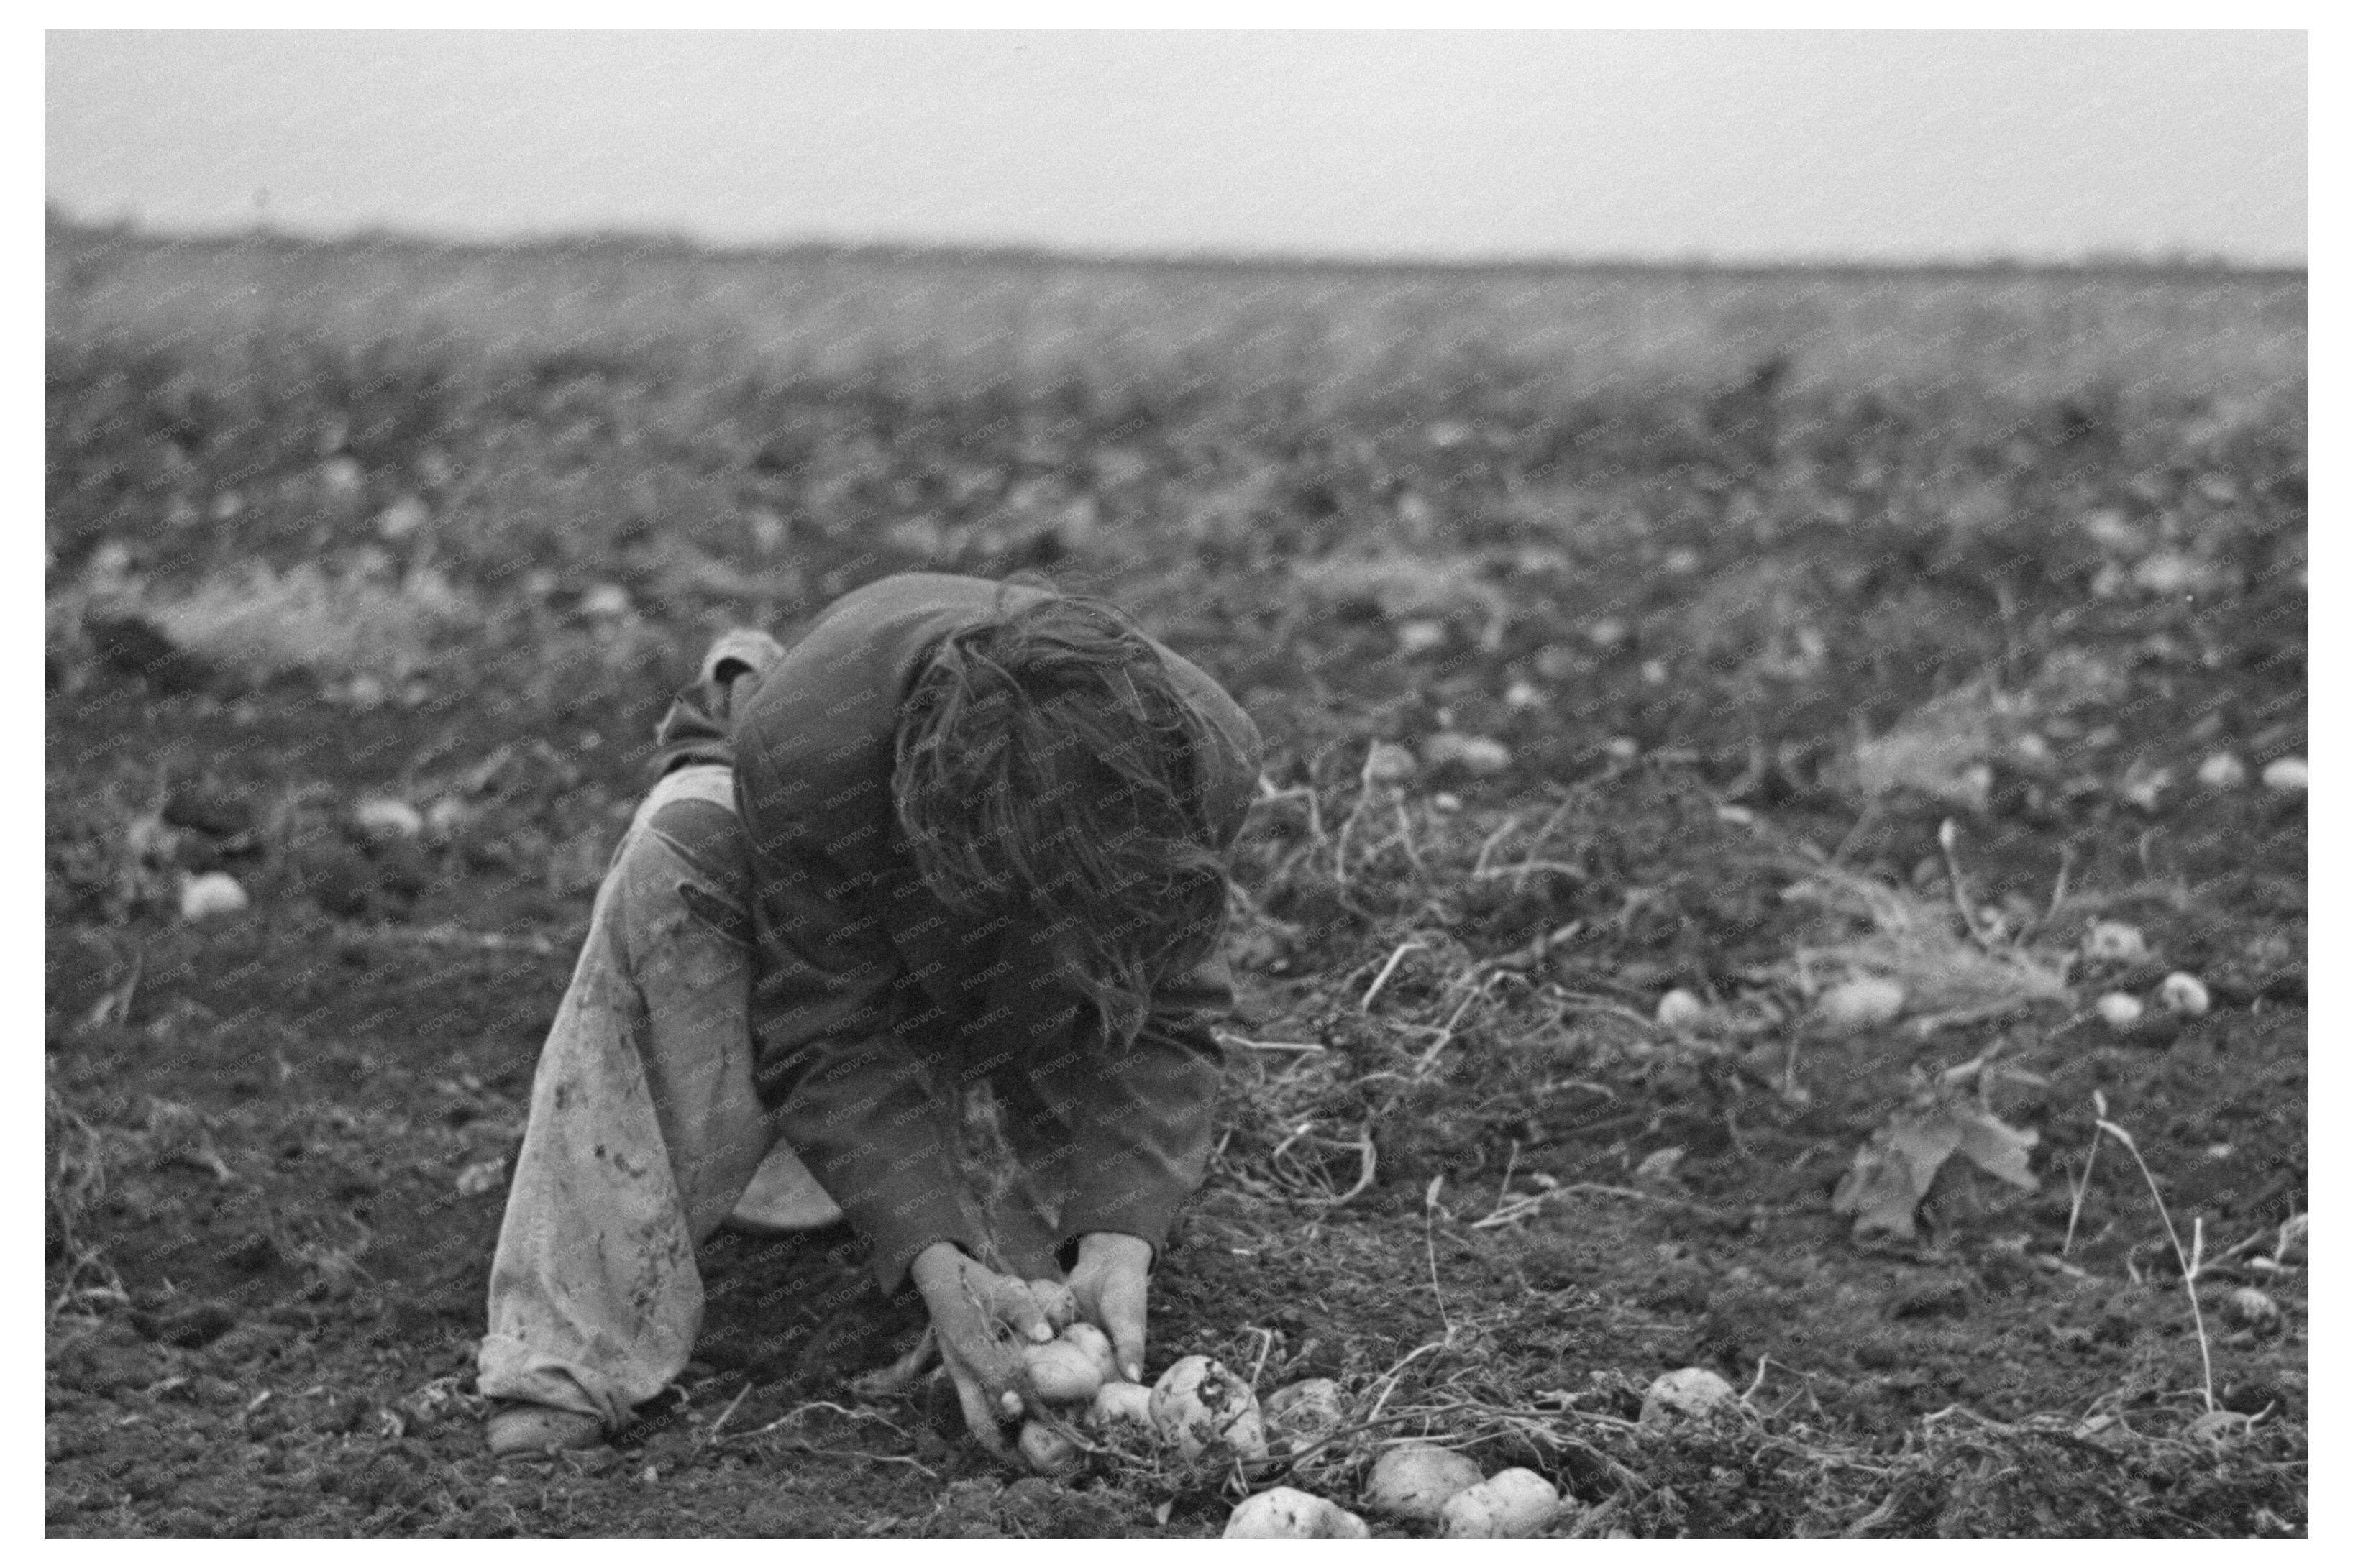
[651,573,1262,1294]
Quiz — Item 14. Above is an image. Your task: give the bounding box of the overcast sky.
[45,30,2307,265]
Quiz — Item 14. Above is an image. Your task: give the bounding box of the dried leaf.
[1834,1101,2037,1239]
[1950,1104,2040,1191]
[1832,1137,1926,1240]
[1886,1111,1965,1196]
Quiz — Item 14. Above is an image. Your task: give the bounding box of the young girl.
[478,573,1262,1459]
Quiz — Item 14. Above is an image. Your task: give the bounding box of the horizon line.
[45,207,2309,283]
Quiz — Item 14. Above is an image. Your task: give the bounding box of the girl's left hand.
[1066,1231,1153,1383]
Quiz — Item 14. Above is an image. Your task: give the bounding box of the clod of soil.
[134,1299,239,1349]
[1421,733,1511,777]
[1018,1420,1082,1477]
[1887,1278,1974,1321]
[1262,1377,1347,1446]
[2084,922,2151,965]
[162,781,257,839]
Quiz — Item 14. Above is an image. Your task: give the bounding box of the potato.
[1026,1278,1078,1332]
[2224,1286,2281,1335]
[1818,976,1906,1032]
[1440,1468,1561,1538]
[2198,752,2247,789]
[2158,972,2211,1017]
[2095,991,2144,1032]
[1225,1487,1371,1539]
[1060,1321,1120,1385]
[1361,1444,1483,1521]
[2262,756,2308,794]
[1262,1377,1347,1447]
[1023,1339,1107,1405]
[1655,989,1709,1030]
[1018,1419,1082,1477]
[1149,1355,1268,1462]
[1639,1367,1737,1429]
[178,871,250,922]
[1088,1380,1156,1439]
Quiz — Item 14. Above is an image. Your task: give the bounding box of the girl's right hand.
[909,1242,1054,1457]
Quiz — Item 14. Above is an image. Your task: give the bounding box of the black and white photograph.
[42,24,2308,1538]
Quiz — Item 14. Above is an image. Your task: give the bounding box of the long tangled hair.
[891,585,1238,1048]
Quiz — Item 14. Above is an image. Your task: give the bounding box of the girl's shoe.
[485,1401,603,1457]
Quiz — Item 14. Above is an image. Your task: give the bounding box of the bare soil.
[45,226,2305,1536]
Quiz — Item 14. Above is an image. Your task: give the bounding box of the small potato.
[2224,1286,2281,1335]
[1640,1367,1737,1429]
[1150,1355,1267,1462]
[178,871,250,922]
[1026,1278,1078,1332]
[1060,1321,1120,1385]
[1440,1468,1562,1538]
[2095,991,2145,1032]
[2158,972,2211,1017]
[2261,756,2308,794]
[1018,1419,1082,1477]
[1818,976,1906,1032]
[1361,1444,1483,1521]
[2198,752,2247,789]
[1023,1339,1107,1406]
[1225,1487,1371,1539]
[1655,989,1709,1031]
[1088,1380,1156,1439]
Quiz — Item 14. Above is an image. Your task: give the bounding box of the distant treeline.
[43,208,2304,285]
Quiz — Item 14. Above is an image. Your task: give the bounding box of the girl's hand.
[1066,1231,1153,1384]
[910,1242,1054,1457]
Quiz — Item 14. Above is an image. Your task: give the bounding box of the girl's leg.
[478,765,813,1435]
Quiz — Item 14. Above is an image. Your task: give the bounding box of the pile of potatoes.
[1010,1319,1125,1477]
[1221,1370,1749,1539]
[1011,1327,1576,1538]
[1225,1443,1568,1539]
[1011,1318,1270,1478]
[1010,1315,1737,1536]
[1008,1278,1277,1476]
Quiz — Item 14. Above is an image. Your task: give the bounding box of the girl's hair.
[890,584,1237,1048]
